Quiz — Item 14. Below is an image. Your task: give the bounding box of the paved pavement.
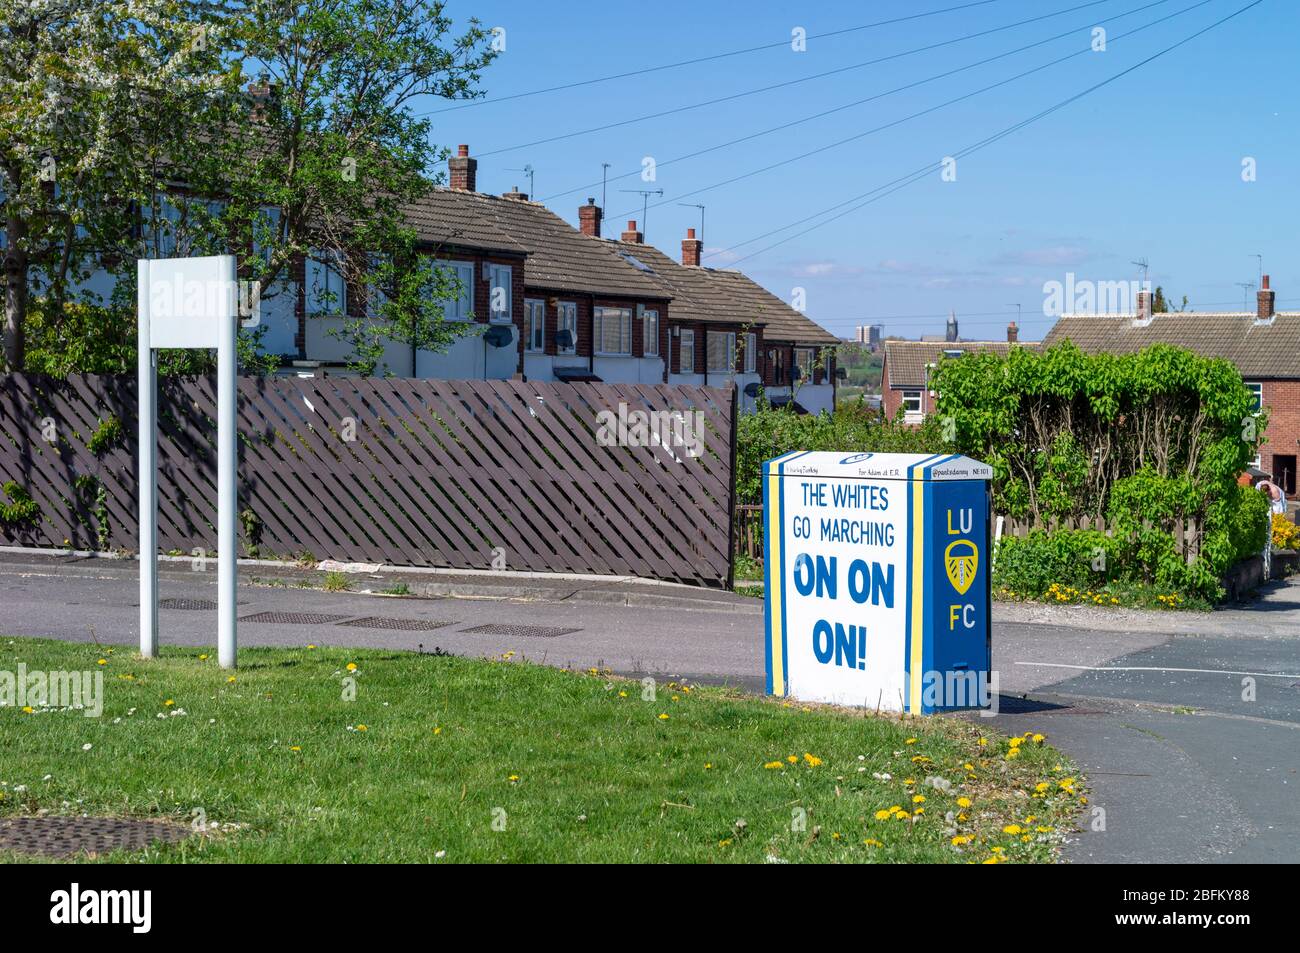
[1,550,1297,863]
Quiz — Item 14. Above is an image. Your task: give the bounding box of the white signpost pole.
[137,261,159,658]
[216,301,238,668]
[137,255,239,668]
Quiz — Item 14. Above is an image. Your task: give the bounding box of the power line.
[612,0,1211,223]
[537,0,1167,205]
[712,0,1262,268]
[419,0,1011,116]
[478,0,1121,162]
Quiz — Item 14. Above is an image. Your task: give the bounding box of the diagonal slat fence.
[0,374,737,587]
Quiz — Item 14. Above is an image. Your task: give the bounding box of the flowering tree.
[0,0,235,369]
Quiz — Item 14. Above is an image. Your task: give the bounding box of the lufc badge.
[944,539,979,595]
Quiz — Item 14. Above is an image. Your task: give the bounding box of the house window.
[487,263,512,322]
[680,329,695,373]
[525,299,545,352]
[744,333,757,374]
[306,250,347,315]
[557,302,577,354]
[902,390,924,416]
[434,260,475,321]
[642,309,659,356]
[707,331,736,374]
[1245,381,1263,413]
[769,348,785,384]
[594,306,632,355]
[794,348,813,382]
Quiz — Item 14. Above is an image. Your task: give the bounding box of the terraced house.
[287,145,839,412]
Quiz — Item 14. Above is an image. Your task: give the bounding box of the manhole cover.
[460,623,580,639]
[159,597,217,611]
[239,611,349,625]
[0,817,191,858]
[337,616,454,631]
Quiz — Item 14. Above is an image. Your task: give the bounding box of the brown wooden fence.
[0,374,737,587]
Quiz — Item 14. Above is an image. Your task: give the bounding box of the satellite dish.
[484,324,514,348]
[743,382,761,398]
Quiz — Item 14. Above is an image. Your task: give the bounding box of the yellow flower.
[97,658,107,666]
[874,809,892,820]
[1002,824,1023,835]
[21,706,34,713]
[905,737,918,745]
[764,761,785,770]
[1035,782,1050,793]
[1008,737,1023,748]
[956,797,972,808]
[718,838,732,847]
[1032,733,1045,743]
[657,713,669,720]
[912,794,926,804]
[508,774,519,782]
[704,763,713,770]
[1006,748,1020,759]
[226,676,236,683]
[164,699,175,707]
[618,690,627,698]
[432,726,442,735]
[982,856,1001,864]
[786,755,799,764]
[803,753,822,767]
[978,737,988,746]
[307,644,317,650]
[1036,826,1052,833]
[863,838,883,847]
[290,745,301,752]
[951,835,971,846]
[346,662,358,672]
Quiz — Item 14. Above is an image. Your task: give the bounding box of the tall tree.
[0,0,234,369]
[207,0,498,372]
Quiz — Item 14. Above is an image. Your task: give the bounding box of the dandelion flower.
[956,797,972,808]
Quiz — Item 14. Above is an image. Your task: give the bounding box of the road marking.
[1016,661,1300,679]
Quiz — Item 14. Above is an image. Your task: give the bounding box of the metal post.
[137,260,158,658]
[217,279,238,668]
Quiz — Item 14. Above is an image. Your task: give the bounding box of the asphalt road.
[1,552,1297,864]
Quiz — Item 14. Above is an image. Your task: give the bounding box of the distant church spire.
[946,310,959,342]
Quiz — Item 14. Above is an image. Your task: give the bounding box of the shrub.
[1272,513,1300,551]
[993,529,1116,596]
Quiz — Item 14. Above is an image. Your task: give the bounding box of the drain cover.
[239,611,349,625]
[460,623,579,639]
[337,616,454,631]
[0,817,191,858]
[159,597,217,611]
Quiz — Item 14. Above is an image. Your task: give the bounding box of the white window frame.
[744,332,757,374]
[902,390,924,421]
[707,330,736,374]
[1246,381,1263,468]
[557,301,577,354]
[487,263,513,323]
[433,260,475,321]
[642,308,659,356]
[680,329,695,374]
[306,249,348,316]
[594,306,632,356]
[525,298,545,352]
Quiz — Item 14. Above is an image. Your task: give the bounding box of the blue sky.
[414,0,1293,342]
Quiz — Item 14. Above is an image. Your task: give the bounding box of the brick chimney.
[579,198,602,237]
[502,186,528,201]
[621,219,643,244]
[449,144,477,192]
[1134,288,1153,326]
[681,228,702,266]
[1006,320,1019,343]
[247,78,278,122]
[1257,274,1275,320]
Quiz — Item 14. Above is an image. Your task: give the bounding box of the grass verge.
[0,636,1081,863]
